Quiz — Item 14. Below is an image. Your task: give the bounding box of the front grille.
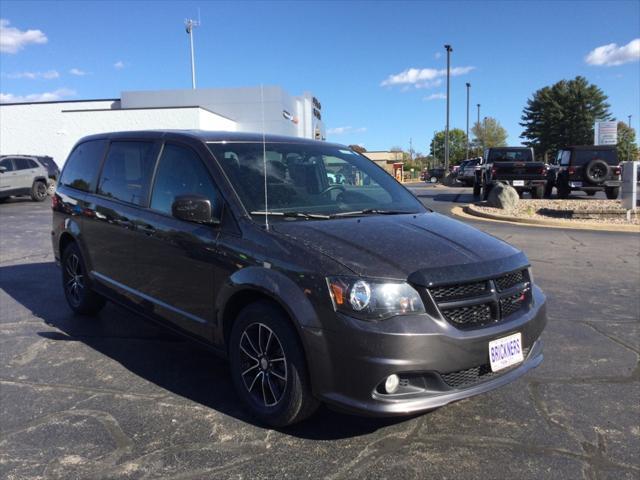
[441,347,531,389]
[442,303,492,328]
[500,291,526,318]
[427,269,530,330]
[430,281,487,301]
[495,270,526,291]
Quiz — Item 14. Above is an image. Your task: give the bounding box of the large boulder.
[487,182,519,209]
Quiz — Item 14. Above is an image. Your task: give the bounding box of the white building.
[0,86,325,167]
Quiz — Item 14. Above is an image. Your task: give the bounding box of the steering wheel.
[320,184,346,195]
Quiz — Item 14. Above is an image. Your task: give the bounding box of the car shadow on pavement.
[1,261,417,439]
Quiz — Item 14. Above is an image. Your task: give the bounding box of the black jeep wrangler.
[546,146,621,199]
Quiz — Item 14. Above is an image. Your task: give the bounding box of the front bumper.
[305,286,546,417]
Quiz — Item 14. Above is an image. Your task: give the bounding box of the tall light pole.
[628,114,632,128]
[476,103,481,156]
[465,82,470,160]
[444,44,453,174]
[185,18,200,89]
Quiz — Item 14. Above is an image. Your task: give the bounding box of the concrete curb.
[452,204,640,233]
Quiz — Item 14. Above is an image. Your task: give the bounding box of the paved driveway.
[1,194,638,479]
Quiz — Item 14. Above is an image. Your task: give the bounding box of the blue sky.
[1,0,639,152]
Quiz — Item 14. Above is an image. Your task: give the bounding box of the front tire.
[229,301,319,427]
[31,180,47,202]
[61,242,106,315]
[557,181,570,199]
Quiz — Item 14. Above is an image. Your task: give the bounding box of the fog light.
[384,374,400,394]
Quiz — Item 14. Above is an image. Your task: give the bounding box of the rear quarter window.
[59,140,108,192]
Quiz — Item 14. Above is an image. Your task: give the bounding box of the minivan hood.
[271,212,527,286]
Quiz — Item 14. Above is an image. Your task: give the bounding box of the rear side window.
[59,140,108,192]
[14,158,31,170]
[97,141,157,206]
[150,144,219,215]
[27,159,39,169]
[0,158,14,172]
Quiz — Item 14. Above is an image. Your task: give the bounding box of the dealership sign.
[594,121,617,145]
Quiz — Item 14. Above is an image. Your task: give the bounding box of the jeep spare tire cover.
[584,159,608,184]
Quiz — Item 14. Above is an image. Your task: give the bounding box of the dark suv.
[52,131,547,426]
[547,146,621,199]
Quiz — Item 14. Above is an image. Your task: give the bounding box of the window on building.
[97,141,157,206]
[59,140,108,192]
[150,144,219,216]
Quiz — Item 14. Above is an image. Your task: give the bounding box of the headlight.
[327,277,425,321]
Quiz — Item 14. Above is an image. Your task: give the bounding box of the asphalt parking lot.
[1,191,639,480]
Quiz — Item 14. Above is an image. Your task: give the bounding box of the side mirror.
[171,195,220,224]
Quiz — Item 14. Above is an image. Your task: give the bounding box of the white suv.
[0,156,50,202]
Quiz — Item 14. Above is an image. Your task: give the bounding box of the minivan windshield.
[207,143,425,218]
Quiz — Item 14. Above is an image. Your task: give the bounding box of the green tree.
[429,129,469,165]
[348,144,367,153]
[520,76,611,157]
[471,117,508,154]
[617,122,639,161]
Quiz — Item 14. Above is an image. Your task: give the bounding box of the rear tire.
[605,187,620,200]
[229,301,319,427]
[31,180,47,202]
[61,242,106,315]
[473,182,481,197]
[531,185,544,199]
[586,191,596,197]
[557,181,570,199]
[543,181,554,198]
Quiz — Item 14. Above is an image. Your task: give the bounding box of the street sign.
[594,121,617,145]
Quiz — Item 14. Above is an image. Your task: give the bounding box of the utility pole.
[628,115,632,128]
[185,18,200,89]
[444,44,453,174]
[483,116,488,152]
[465,82,470,161]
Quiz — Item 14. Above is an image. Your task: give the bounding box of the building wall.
[0,101,235,166]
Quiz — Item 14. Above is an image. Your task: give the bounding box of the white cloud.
[3,70,59,79]
[69,68,88,76]
[0,19,48,54]
[381,66,474,88]
[327,126,367,135]
[585,38,640,66]
[113,60,125,69]
[423,93,447,101]
[0,88,76,103]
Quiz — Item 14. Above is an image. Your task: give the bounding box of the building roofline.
[0,98,120,107]
[60,104,235,121]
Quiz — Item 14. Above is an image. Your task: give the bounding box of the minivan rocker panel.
[52,130,546,426]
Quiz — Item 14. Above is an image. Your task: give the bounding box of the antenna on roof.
[184,16,200,89]
[261,84,269,231]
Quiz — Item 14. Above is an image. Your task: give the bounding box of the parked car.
[0,155,51,202]
[459,157,482,186]
[52,131,547,426]
[426,167,446,183]
[474,147,548,199]
[546,146,621,199]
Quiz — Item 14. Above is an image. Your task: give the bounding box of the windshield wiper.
[250,211,331,219]
[331,209,417,217]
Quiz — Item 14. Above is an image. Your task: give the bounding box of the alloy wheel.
[35,182,47,200]
[238,322,288,407]
[65,253,84,306]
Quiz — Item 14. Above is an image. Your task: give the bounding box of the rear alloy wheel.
[31,181,48,202]
[605,187,620,200]
[61,243,106,315]
[229,301,319,427]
